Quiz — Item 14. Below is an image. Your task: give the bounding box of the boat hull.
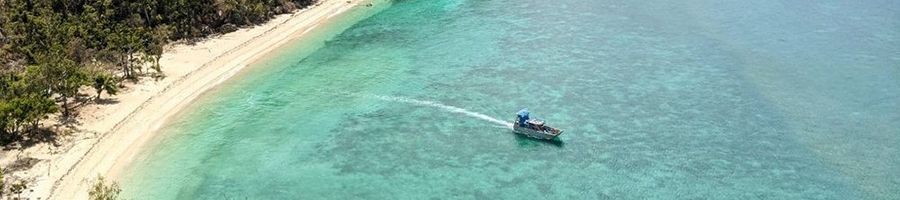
[512,122,561,140]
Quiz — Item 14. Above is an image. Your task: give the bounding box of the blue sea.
[121,0,900,199]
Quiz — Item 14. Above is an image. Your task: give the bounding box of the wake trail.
[367,94,513,129]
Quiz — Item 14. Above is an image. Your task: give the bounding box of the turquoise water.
[121,0,900,199]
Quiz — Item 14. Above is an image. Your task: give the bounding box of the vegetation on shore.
[0,0,316,145]
[88,176,121,200]
[0,0,316,197]
[0,166,30,199]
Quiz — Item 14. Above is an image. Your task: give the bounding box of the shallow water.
[121,0,900,199]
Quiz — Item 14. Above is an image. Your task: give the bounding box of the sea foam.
[366,94,513,129]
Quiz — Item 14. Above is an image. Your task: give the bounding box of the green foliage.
[88,176,121,200]
[92,72,118,101]
[146,25,171,77]
[33,49,90,117]
[9,180,26,199]
[1,70,58,138]
[0,0,317,143]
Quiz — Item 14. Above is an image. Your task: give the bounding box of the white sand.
[0,0,368,199]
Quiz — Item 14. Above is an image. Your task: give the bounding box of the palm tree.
[93,73,118,101]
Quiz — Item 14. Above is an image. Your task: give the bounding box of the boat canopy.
[517,108,529,118]
[517,108,530,126]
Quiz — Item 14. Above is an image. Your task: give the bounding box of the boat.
[513,108,562,140]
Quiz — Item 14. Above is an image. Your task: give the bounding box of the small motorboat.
[513,108,562,140]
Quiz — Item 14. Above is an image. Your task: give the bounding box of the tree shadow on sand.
[73,93,120,107]
[1,86,125,158]
[1,127,62,151]
[94,98,120,105]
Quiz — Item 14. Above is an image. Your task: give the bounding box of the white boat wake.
[366,94,513,129]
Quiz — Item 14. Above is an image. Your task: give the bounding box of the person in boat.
[529,119,545,131]
[517,108,547,131]
[517,108,531,128]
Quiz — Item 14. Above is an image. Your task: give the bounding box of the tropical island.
[1,0,366,199]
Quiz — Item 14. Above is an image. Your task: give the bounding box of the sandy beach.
[0,0,365,199]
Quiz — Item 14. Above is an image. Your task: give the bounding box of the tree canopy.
[0,0,315,145]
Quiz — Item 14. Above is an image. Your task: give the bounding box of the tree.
[31,49,88,118]
[145,25,170,78]
[108,24,143,80]
[9,180,26,199]
[1,71,57,137]
[88,176,122,200]
[7,93,58,132]
[92,72,118,101]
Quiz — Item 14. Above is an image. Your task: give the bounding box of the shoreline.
[1,0,369,199]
